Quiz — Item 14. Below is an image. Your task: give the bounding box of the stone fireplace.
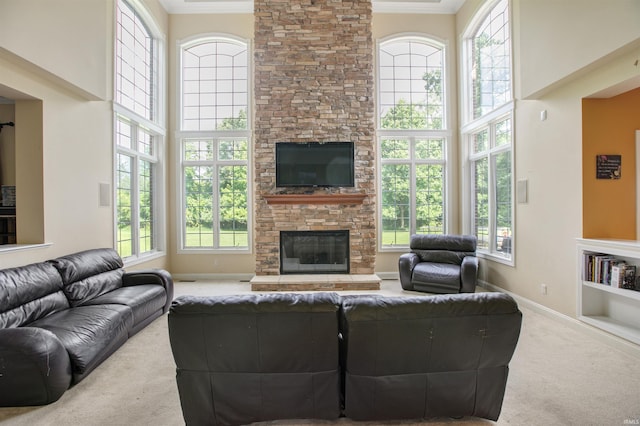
[252,0,378,289]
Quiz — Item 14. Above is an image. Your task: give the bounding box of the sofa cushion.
[85,284,166,328]
[0,262,69,328]
[50,248,124,306]
[411,249,474,265]
[63,270,125,307]
[412,262,461,293]
[50,248,123,284]
[30,304,134,383]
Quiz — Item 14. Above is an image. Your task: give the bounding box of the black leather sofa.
[168,291,522,425]
[0,248,174,407]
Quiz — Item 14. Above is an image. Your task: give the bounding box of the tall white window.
[178,36,250,251]
[114,0,164,260]
[463,0,513,261]
[377,36,448,248]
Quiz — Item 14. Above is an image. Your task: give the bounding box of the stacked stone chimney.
[253,0,376,275]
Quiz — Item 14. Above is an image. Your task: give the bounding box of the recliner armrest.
[398,253,421,290]
[460,256,479,293]
[123,269,174,313]
[0,327,72,407]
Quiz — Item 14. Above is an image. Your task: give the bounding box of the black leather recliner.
[168,291,522,425]
[168,292,343,425]
[341,292,522,421]
[399,234,479,294]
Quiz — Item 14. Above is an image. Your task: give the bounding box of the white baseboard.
[481,280,640,359]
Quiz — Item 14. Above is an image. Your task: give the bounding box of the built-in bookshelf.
[577,238,640,345]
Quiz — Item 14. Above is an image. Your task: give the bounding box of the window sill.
[177,247,252,255]
[0,242,52,254]
[122,250,166,268]
[477,251,514,267]
[379,245,410,253]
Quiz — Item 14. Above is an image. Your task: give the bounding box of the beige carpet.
[1,280,640,426]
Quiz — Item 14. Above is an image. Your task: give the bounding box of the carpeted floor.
[1,280,639,426]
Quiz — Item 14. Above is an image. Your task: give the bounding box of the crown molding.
[159,0,464,15]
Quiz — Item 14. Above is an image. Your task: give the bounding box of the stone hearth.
[250,274,380,291]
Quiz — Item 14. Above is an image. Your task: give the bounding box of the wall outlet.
[541,283,548,295]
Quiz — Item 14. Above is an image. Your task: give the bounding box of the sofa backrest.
[340,292,522,421]
[168,292,342,426]
[410,234,477,264]
[49,248,124,307]
[0,262,69,328]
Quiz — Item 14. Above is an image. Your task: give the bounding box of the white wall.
[0,0,111,100]
[517,0,640,99]
[0,51,114,267]
[0,0,169,269]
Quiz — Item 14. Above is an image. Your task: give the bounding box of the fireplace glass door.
[280,230,349,274]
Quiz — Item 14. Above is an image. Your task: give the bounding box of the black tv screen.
[276,142,355,187]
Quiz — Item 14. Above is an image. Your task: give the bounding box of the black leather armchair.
[399,234,478,293]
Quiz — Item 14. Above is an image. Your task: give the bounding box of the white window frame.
[461,0,514,265]
[114,0,166,264]
[176,34,252,254]
[378,131,449,251]
[376,34,452,251]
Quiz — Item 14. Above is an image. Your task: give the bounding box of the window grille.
[114,0,164,261]
[178,36,251,252]
[463,0,514,261]
[377,36,448,248]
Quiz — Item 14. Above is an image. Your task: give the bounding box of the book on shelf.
[611,264,625,288]
[583,253,618,285]
[622,265,637,290]
[583,253,637,288]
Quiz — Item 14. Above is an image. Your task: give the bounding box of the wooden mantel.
[263,193,367,205]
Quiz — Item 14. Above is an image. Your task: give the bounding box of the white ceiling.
[159,0,466,14]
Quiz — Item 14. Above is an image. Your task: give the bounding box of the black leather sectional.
[0,248,174,407]
[169,291,522,425]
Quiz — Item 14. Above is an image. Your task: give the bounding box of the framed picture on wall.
[596,155,621,179]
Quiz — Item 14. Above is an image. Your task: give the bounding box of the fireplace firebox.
[280,230,349,274]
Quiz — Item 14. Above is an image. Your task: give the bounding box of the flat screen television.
[276,142,355,187]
